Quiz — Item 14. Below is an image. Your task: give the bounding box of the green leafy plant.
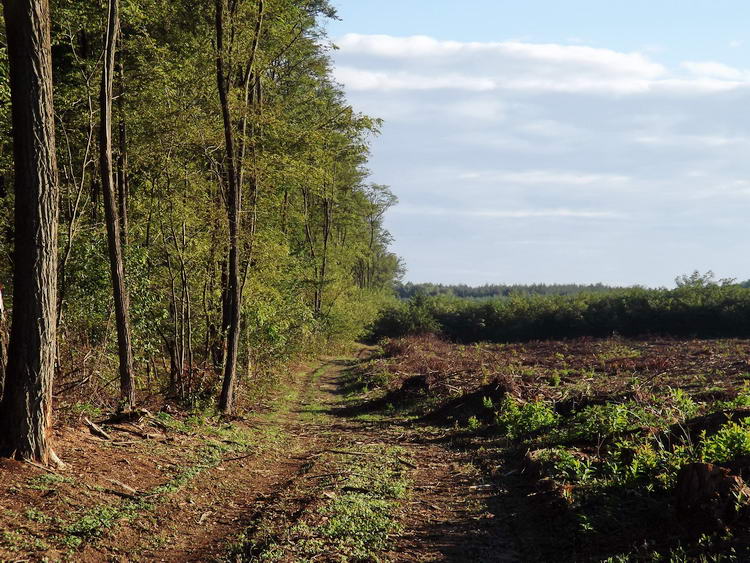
[495,396,559,440]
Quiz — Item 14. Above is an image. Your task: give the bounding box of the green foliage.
[548,449,596,483]
[372,284,750,343]
[0,0,403,408]
[321,494,401,557]
[495,396,559,440]
[701,419,750,463]
[63,503,139,544]
[369,294,441,338]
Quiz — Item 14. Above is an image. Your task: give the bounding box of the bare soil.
[0,350,521,562]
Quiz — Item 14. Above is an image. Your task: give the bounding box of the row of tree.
[0,0,401,463]
[395,282,622,300]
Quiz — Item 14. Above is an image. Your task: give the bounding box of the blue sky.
[326,1,750,287]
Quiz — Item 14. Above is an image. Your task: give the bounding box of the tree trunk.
[215,0,242,414]
[0,286,7,398]
[100,0,135,409]
[0,0,60,464]
[116,41,129,247]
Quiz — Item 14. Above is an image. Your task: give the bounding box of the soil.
[0,349,522,562]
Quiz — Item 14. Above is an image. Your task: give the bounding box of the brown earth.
[0,350,522,562]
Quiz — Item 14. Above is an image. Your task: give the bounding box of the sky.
[325,1,750,287]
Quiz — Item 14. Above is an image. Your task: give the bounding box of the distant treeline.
[395,282,623,300]
[372,283,750,343]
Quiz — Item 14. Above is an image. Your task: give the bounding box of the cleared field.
[348,335,750,561]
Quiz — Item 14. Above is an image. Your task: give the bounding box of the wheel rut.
[87,353,521,562]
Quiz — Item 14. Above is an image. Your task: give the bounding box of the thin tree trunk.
[0,0,61,464]
[116,40,128,247]
[0,286,7,398]
[215,0,241,414]
[100,0,135,409]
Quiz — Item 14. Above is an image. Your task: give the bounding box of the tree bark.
[215,0,242,414]
[100,0,135,409]
[116,40,129,247]
[0,0,60,464]
[0,286,7,398]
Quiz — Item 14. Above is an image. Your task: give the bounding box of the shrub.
[701,419,750,463]
[495,396,559,440]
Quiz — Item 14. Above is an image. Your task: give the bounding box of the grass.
[26,473,74,492]
[238,444,410,562]
[28,373,308,555]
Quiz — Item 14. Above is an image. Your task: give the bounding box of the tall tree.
[100,0,135,409]
[214,0,264,414]
[0,0,61,464]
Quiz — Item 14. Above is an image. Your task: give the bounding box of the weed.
[495,396,559,440]
[25,508,51,524]
[62,501,140,546]
[71,402,103,418]
[701,419,750,463]
[27,473,73,492]
[321,494,402,558]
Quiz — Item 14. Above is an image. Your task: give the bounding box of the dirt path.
[209,355,522,562]
[0,353,521,562]
[87,360,332,562]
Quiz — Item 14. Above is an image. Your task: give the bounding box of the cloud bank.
[331,34,750,286]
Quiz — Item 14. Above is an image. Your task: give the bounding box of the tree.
[100,0,135,409]
[0,284,7,397]
[0,0,61,464]
[0,0,401,423]
[214,0,264,414]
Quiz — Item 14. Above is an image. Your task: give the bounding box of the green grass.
[26,472,74,492]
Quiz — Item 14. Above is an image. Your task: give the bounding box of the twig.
[325,449,371,457]
[25,460,58,474]
[107,478,137,495]
[84,417,111,440]
[109,425,155,439]
[222,451,256,462]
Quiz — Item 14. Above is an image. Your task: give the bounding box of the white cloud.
[333,33,750,285]
[393,205,625,219]
[333,67,496,91]
[517,120,584,138]
[681,61,745,80]
[635,134,750,148]
[337,34,664,77]
[458,170,630,186]
[335,34,750,95]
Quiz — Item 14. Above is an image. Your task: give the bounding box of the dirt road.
[0,353,520,562]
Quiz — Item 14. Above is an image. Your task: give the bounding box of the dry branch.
[84,417,111,440]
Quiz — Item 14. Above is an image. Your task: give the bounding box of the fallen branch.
[325,449,371,457]
[84,417,111,440]
[221,450,257,463]
[103,408,151,424]
[109,425,155,439]
[25,460,58,474]
[107,478,137,495]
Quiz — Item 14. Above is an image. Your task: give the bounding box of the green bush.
[701,419,750,463]
[495,396,559,440]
